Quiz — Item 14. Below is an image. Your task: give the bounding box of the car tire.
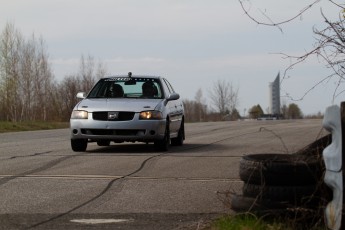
[71,139,87,152]
[97,140,110,146]
[171,119,184,146]
[239,153,322,186]
[231,194,288,213]
[154,121,170,151]
[242,183,317,203]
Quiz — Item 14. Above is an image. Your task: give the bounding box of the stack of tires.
[231,153,326,216]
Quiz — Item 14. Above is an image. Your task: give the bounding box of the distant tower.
[268,73,280,115]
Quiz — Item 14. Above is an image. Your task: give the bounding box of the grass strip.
[209,213,325,230]
[0,121,69,133]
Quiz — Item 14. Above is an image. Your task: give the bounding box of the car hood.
[75,98,163,112]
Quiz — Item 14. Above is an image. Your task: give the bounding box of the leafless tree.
[53,75,82,120]
[19,35,53,121]
[95,60,108,79]
[79,54,95,91]
[78,54,107,93]
[209,79,239,116]
[194,88,207,121]
[182,99,195,122]
[0,22,56,121]
[182,89,209,122]
[50,55,107,121]
[0,23,22,121]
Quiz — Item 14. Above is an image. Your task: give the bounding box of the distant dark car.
[257,114,278,120]
[70,73,185,152]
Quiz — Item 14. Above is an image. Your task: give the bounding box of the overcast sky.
[0,0,342,115]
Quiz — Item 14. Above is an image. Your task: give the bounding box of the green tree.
[287,103,303,119]
[248,104,263,119]
[281,103,288,119]
[230,108,241,121]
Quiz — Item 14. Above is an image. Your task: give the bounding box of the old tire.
[231,194,288,213]
[239,153,322,186]
[242,183,317,204]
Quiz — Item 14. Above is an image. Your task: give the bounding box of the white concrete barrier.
[323,105,343,230]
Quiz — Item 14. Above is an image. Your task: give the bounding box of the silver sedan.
[70,73,185,152]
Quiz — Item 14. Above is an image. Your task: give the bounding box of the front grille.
[92,112,135,121]
[93,112,107,120]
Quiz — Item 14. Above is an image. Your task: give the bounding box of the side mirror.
[76,92,86,99]
[167,93,180,101]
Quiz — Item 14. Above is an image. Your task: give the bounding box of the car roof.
[102,74,162,80]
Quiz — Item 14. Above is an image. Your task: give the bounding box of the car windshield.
[87,77,163,99]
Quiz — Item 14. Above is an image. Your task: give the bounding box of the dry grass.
[0,121,69,133]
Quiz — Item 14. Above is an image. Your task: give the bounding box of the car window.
[87,78,163,99]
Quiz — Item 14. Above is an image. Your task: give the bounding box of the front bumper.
[70,113,166,142]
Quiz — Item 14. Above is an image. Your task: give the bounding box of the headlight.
[71,110,88,119]
[139,111,162,120]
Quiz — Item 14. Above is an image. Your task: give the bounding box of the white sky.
[0,0,343,115]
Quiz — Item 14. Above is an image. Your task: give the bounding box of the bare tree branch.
[238,0,321,28]
[328,0,345,10]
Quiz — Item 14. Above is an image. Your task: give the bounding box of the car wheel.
[154,121,170,151]
[71,139,87,152]
[97,140,110,146]
[239,153,322,186]
[171,119,184,146]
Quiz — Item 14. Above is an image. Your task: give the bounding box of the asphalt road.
[0,119,326,230]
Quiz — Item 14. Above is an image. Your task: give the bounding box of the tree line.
[248,103,304,120]
[184,97,306,122]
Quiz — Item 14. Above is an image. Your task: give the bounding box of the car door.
[162,78,182,134]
